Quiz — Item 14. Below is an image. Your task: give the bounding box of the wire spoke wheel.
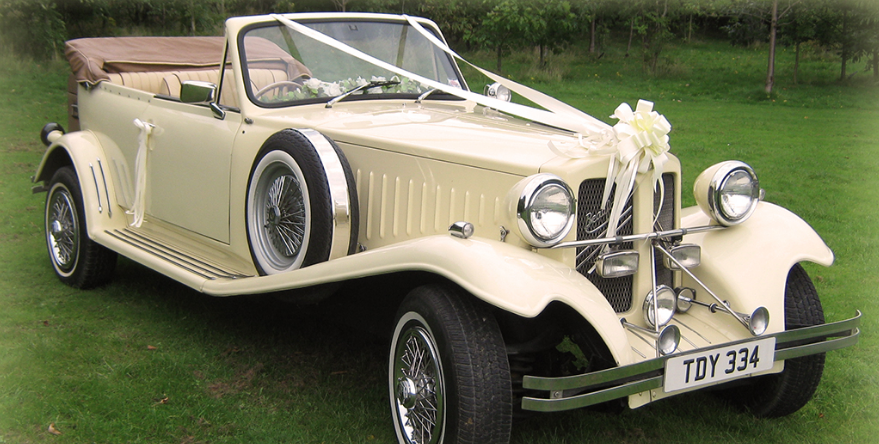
[43,167,116,288]
[47,186,79,273]
[392,323,445,444]
[389,285,511,444]
[246,130,359,276]
[248,149,312,273]
[264,174,307,258]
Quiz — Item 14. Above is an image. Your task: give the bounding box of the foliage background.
[0,0,877,443]
[2,0,878,84]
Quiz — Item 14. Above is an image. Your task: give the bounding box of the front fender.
[34,131,127,239]
[203,235,634,365]
[682,202,833,334]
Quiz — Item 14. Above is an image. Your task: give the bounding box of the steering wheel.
[254,74,311,101]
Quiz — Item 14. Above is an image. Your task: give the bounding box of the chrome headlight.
[694,161,761,226]
[516,174,575,247]
[644,285,677,327]
[484,82,512,102]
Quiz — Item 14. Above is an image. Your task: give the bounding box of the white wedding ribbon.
[128,118,154,227]
[272,14,611,139]
[603,100,672,238]
[271,14,672,241]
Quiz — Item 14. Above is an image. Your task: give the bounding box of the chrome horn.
[621,318,681,356]
[654,243,769,336]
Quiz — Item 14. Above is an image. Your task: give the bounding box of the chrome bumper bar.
[520,311,861,412]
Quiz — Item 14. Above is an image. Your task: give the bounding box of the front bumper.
[520,311,861,412]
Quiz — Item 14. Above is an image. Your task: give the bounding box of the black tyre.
[44,166,117,288]
[721,263,825,418]
[389,284,512,444]
[246,129,358,275]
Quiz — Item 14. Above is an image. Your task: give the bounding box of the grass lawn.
[1,36,877,443]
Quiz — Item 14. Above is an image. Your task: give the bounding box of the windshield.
[240,19,465,106]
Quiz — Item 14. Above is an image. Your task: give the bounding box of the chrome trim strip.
[295,128,351,260]
[106,230,215,280]
[520,312,860,411]
[679,333,698,350]
[775,332,860,361]
[674,318,712,345]
[105,229,251,280]
[120,229,248,278]
[522,377,663,412]
[89,163,103,214]
[631,346,646,359]
[97,159,112,218]
[552,225,724,249]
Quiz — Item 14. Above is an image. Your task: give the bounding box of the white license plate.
[664,337,776,393]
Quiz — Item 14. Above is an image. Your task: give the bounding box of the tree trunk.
[840,8,848,81]
[873,48,879,80]
[794,40,800,85]
[589,17,597,54]
[496,44,503,73]
[626,17,635,57]
[687,14,693,42]
[765,0,778,93]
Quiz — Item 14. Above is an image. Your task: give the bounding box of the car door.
[138,98,241,244]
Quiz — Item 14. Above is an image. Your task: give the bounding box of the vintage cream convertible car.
[34,12,859,444]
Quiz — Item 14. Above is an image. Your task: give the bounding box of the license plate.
[664,337,776,393]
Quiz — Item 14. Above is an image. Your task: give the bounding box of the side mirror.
[484,82,511,102]
[180,80,217,104]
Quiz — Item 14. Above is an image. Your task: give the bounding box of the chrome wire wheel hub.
[264,174,306,258]
[252,161,310,271]
[392,326,444,444]
[47,189,78,273]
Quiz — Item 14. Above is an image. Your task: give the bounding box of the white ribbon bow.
[602,99,672,238]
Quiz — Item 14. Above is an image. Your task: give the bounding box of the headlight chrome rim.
[643,285,678,328]
[706,161,760,226]
[516,174,575,247]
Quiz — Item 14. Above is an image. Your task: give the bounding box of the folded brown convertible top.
[65,36,307,85]
[65,37,227,85]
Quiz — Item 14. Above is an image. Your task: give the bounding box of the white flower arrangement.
[264,75,426,103]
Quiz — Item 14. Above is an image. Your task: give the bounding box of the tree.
[722,0,802,93]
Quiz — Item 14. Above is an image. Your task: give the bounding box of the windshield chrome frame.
[237,17,469,109]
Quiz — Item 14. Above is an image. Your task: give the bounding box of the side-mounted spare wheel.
[246,129,359,275]
[45,166,117,288]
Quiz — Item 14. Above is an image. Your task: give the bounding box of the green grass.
[1,35,878,443]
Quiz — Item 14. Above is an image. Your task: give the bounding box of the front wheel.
[389,284,512,444]
[44,167,117,288]
[719,263,825,417]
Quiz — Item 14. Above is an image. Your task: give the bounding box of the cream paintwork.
[680,202,833,335]
[138,95,241,243]
[35,12,841,414]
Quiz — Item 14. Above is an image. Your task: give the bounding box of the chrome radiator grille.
[576,174,675,313]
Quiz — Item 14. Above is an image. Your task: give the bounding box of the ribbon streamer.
[128,118,154,227]
[271,14,610,139]
[271,15,672,242]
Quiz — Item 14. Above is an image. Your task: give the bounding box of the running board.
[105,228,252,281]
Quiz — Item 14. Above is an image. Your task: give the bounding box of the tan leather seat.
[105,72,168,94]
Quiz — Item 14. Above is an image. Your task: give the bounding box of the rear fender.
[681,202,833,334]
[203,235,636,365]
